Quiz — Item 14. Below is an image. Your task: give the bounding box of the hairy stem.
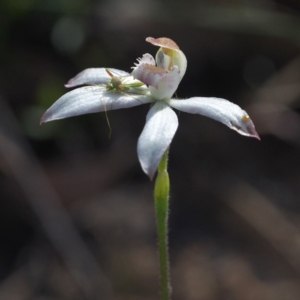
[154,149,171,300]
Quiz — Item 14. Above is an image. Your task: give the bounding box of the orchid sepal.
[40,86,152,124]
[137,101,178,179]
[168,97,260,140]
[65,68,130,88]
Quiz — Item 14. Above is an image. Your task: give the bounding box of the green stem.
[154,149,171,300]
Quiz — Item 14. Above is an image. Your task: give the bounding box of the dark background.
[1,0,300,299]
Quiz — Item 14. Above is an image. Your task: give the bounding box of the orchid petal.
[65,68,130,88]
[40,86,152,124]
[137,101,178,179]
[149,66,181,100]
[169,97,260,139]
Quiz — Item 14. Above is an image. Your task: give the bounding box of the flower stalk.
[154,149,171,300]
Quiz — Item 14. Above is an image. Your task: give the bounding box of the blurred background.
[1,0,300,299]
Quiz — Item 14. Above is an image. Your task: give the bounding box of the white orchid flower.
[41,37,259,179]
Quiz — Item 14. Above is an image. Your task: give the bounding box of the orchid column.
[41,37,259,300]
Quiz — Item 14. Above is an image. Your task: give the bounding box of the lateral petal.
[40,86,152,124]
[137,102,179,179]
[65,68,130,88]
[169,97,260,139]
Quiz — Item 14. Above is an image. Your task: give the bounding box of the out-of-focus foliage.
[0,0,300,299]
